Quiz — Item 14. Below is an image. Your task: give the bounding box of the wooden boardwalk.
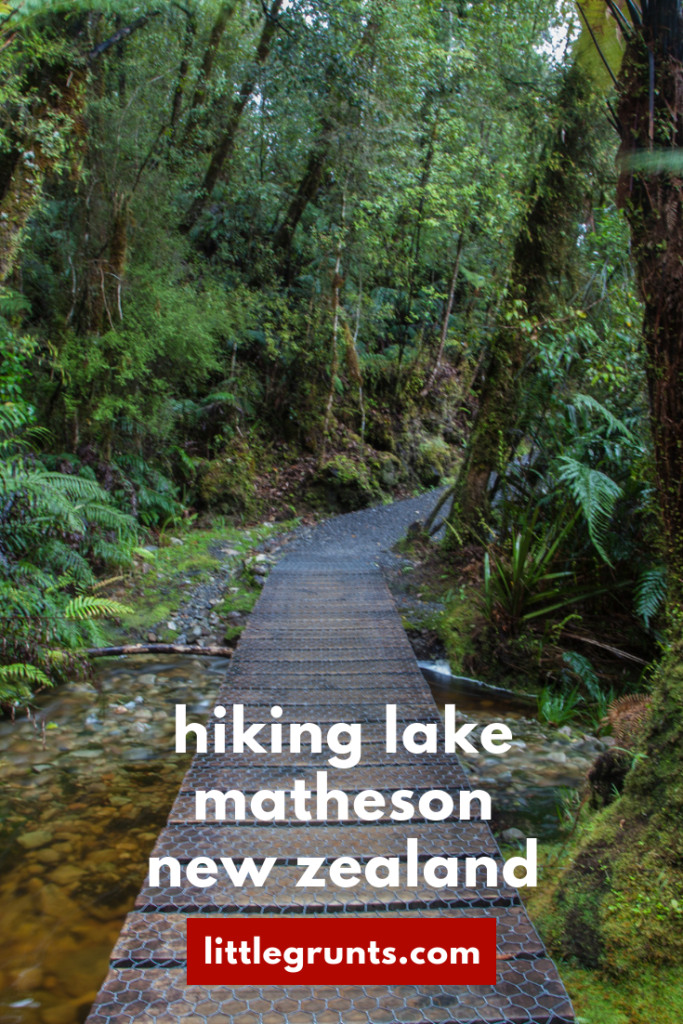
[86,507,574,1024]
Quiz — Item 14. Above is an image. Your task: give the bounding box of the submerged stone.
[17,830,53,850]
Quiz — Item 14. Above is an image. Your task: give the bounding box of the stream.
[0,653,608,1024]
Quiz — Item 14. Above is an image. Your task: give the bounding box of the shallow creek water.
[0,655,606,1024]
[0,655,228,1024]
[422,664,605,837]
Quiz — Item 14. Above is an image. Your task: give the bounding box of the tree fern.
[83,501,136,533]
[555,456,623,565]
[0,312,142,706]
[39,540,95,584]
[0,663,52,686]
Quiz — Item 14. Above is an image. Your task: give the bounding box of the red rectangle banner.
[187,917,497,985]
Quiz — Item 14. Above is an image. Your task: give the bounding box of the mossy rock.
[366,411,396,452]
[315,452,395,512]
[415,436,452,486]
[200,443,257,516]
[224,624,246,646]
[544,640,683,975]
[368,450,402,488]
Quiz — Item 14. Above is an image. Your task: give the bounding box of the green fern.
[572,394,636,441]
[562,650,601,700]
[64,596,132,621]
[634,566,667,628]
[537,686,583,727]
[39,541,95,584]
[0,662,52,685]
[555,456,622,565]
[0,663,53,700]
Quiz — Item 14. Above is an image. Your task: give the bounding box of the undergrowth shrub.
[0,309,135,707]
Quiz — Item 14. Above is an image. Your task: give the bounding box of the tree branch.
[87,13,160,63]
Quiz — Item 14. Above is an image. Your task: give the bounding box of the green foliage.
[555,457,623,565]
[0,662,52,701]
[537,685,582,726]
[0,312,139,704]
[64,595,131,620]
[562,650,601,698]
[1,0,573,488]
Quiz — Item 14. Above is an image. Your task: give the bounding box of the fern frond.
[88,538,134,566]
[90,575,126,591]
[39,541,95,584]
[573,394,636,441]
[0,663,52,688]
[634,566,667,628]
[556,456,622,565]
[562,650,601,699]
[134,546,156,561]
[64,596,132,620]
[82,501,136,533]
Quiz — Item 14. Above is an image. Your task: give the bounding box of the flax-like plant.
[537,686,583,727]
[482,507,585,628]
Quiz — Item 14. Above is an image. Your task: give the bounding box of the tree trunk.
[169,9,197,137]
[0,71,87,282]
[616,38,683,579]
[191,1,239,111]
[420,230,465,395]
[271,15,379,257]
[272,122,332,253]
[178,1,239,148]
[180,0,283,233]
[320,191,347,461]
[445,61,599,541]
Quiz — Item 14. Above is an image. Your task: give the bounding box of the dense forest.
[2,0,683,1014]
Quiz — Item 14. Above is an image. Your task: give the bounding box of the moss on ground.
[214,588,260,616]
[107,521,291,641]
[561,964,683,1024]
[437,588,478,673]
[524,828,683,1023]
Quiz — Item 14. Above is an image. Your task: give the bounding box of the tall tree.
[442,60,601,540]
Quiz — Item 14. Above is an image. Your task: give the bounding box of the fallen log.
[561,632,648,666]
[86,643,233,658]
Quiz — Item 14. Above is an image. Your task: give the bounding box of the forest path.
[85,493,574,1024]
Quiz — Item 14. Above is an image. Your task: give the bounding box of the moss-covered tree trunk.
[548,2,683,974]
[178,1,239,147]
[0,62,85,285]
[445,62,599,540]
